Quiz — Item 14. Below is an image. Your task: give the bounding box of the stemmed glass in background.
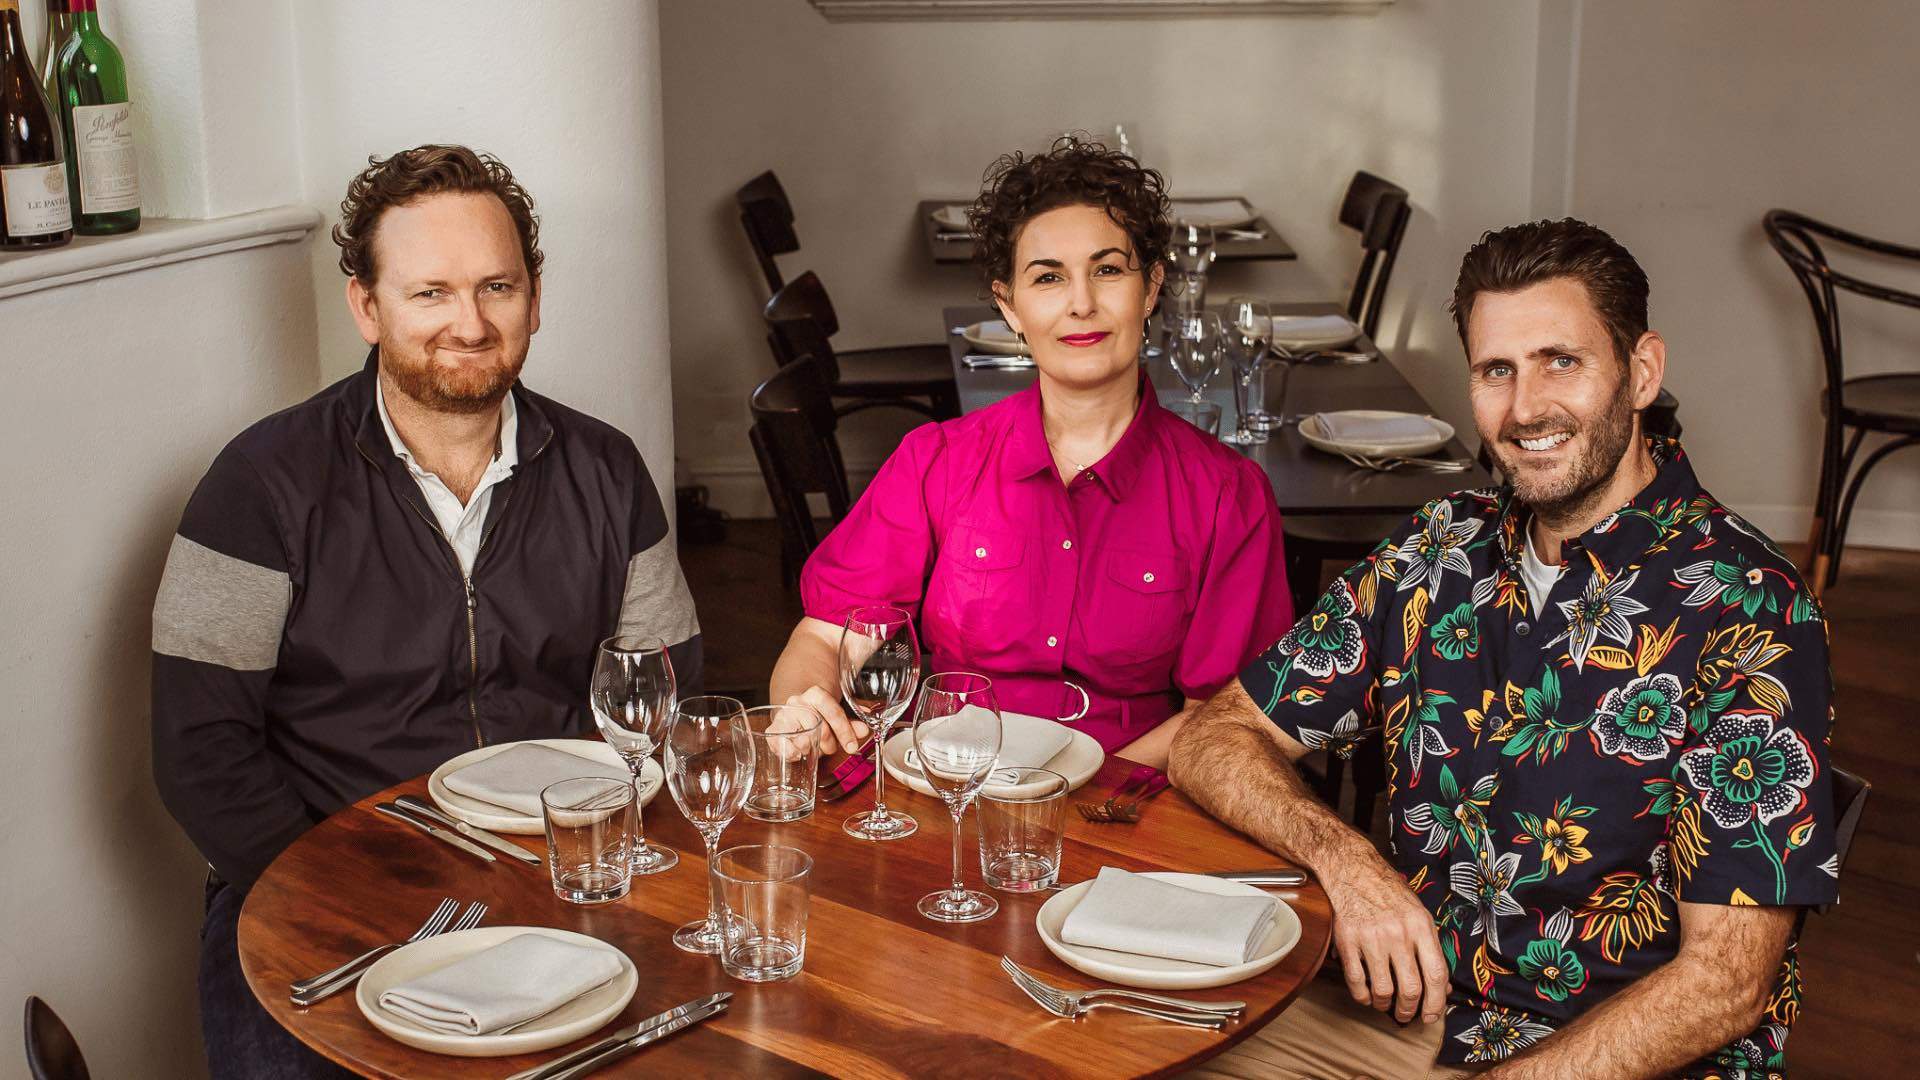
[1169,218,1216,276]
[911,673,1004,924]
[1168,312,1223,405]
[666,695,755,954]
[589,635,680,874]
[1223,296,1274,445]
[839,606,921,841]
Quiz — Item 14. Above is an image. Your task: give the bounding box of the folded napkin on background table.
[969,319,1021,345]
[378,933,623,1036]
[1060,867,1278,967]
[443,744,634,817]
[1311,411,1437,446]
[1268,314,1359,346]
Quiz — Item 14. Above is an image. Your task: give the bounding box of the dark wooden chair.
[763,271,960,421]
[750,357,853,587]
[737,172,959,421]
[1762,209,1920,594]
[23,997,89,1080]
[1338,171,1412,341]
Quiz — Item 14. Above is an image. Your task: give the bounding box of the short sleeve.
[1172,459,1293,701]
[1670,594,1839,908]
[800,422,945,624]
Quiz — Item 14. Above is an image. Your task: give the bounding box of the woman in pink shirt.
[770,139,1293,767]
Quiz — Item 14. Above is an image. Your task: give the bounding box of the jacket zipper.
[464,577,481,748]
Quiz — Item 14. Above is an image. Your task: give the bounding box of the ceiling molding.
[809,0,1394,21]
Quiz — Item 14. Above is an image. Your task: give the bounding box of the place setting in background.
[954,317,1036,369]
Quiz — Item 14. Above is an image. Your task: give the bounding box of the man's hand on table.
[1321,842,1450,1026]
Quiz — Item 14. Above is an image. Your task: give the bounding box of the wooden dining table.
[918,198,1297,265]
[944,303,1491,515]
[239,755,1333,1078]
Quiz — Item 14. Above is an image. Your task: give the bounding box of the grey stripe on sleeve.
[152,534,291,671]
[617,541,701,645]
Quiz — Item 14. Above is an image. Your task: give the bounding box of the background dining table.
[918,198,1298,265]
[239,755,1333,1078]
[944,302,1492,515]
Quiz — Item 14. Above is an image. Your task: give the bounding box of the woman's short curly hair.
[968,136,1170,305]
[332,144,544,284]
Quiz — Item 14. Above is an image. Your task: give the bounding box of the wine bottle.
[38,0,71,109]
[54,0,136,234]
[0,0,72,249]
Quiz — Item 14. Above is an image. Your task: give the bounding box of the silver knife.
[547,999,728,1080]
[507,993,730,1080]
[1209,868,1308,886]
[394,794,541,866]
[372,802,496,863]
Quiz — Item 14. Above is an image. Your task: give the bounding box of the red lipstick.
[1059,332,1110,347]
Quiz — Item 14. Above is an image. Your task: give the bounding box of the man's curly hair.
[968,135,1170,307]
[332,144,544,284]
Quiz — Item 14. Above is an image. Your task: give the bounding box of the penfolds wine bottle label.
[72,100,139,213]
[0,161,73,236]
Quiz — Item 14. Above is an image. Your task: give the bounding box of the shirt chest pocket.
[1088,548,1192,664]
[932,524,1034,641]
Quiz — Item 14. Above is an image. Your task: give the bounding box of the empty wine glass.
[1224,296,1273,445]
[1169,219,1216,275]
[911,672,1003,923]
[589,635,680,874]
[666,695,755,954]
[1168,311,1223,404]
[839,606,921,841]
[1110,121,1140,163]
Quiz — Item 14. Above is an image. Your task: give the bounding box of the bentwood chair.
[1762,210,1920,594]
[1338,171,1412,340]
[23,997,90,1080]
[750,357,853,587]
[738,172,959,421]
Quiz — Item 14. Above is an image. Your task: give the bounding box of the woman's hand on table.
[784,684,869,756]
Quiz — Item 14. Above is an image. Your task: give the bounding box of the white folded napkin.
[1312,411,1438,446]
[969,319,1020,345]
[443,744,634,817]
[995,712,1074,771]
[1268,313,1360,347]
[378,933,623,1036]
[1060,867,1279,967]
[1170,198,1255,227]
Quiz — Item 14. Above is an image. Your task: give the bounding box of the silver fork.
[290,901,486,1006]
[1339,451,1472,473]
[288,898,456,994]
[1001,958,1234,1029]
[1002,957,1244,1017]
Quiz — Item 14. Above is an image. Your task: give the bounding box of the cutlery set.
[1002,957,1243,1031]
[1338,451,1473,474]
[1073,765,1169,823]
[289,898,488,1006]
[372,798,541,867]
[505,993,731,1080]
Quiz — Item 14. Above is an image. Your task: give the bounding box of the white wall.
[661,0,1549,514]
[1551,0,1920,550]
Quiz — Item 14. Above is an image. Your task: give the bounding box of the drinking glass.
[839,605,921,841]
[666,695,755,954]
[742,704,822,823]
[1165,399,1222,436]
[1168,312,1222,404]
[714,845,813,983]
[541,777,635,905]
[1169,219,1216,276]
[975,769,1068,893]
[1224,296,1273,445]
[911,672,1003,923]
[588,635,679,874]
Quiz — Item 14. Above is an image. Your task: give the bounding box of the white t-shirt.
[376,380,518,578]
[1519,527,1566,619]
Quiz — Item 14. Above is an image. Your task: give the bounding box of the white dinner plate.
[1035,872,1302,990]
[356,926,637,1058]
[1169,198,1259,229]
[961,319,1030,356]
[881,712,1104,798]
[930,203,971,230]
[1299,410,1455,459]
[1266,313,1361,351]
[428,738,662,835]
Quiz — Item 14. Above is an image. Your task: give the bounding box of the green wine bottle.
[0,0,72,248]
[54,0,137,235]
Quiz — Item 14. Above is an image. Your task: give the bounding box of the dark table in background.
[943,303,1489,516]
[919,199,1298,266]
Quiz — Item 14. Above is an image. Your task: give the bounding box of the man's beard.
[381,339,525,415]
[1491,373,1639,529]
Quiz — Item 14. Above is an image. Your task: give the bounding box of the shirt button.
[975,547,987,559]
[1061,540,1072,550]
[1143,572,1155,583]
[1516,621,1532,637]
[1047,635,1059,647]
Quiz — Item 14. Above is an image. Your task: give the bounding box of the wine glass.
[911,672,1003,923]
[839,606,921,841]
[1168,312,1223,404]
[1223,296,1273,445]
[1169,219,1216,276]
[589,635,679,874]
[666,695,755,954]
[1110,121,1140,163]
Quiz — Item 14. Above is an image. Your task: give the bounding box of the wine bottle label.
[72,101,140,214]
[0,162,73,237]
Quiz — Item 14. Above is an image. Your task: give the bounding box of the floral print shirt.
[1243,440,1838,1077]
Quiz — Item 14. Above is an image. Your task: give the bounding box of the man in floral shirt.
[1175,220,1836,1079]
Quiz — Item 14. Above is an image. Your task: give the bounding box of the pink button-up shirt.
[802,381,1293,752]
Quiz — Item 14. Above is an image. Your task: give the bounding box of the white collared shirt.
[376,380,519,578]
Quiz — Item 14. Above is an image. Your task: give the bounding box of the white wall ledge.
[0,205,320,300]
[809,0,1393,20]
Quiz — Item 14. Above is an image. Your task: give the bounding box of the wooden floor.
[682,520,1918,1076]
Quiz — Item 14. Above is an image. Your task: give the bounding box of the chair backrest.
[1762,209,1920,411]
[1337,171,1412,340]
[749,358,851,567]
[762,271,843,385]
[23,997,90,1080]
[1816,765,1871,917]
[736,170,799,295]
